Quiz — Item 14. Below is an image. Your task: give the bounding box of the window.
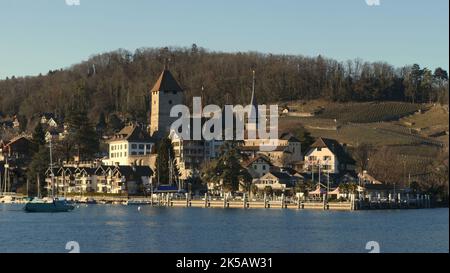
[317,148,322,151]
[254,165,257,169]
[262,165,266,171]
[132,144,137,149]
[168,100,173,105]
[146,144,151,150]
[139,144,144,149]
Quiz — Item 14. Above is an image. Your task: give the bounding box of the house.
[358,171,383,185]
[243,155,273,178]
[45,164,153,195]
[45,129,61,143]
[252,171,298,191]
[40,113,55,125]
[281,107,292,115]
[303,137,355,174]
[12,116,20,129]
[47,118,59,128]
[103,124,155,167]
[0,135,34,160]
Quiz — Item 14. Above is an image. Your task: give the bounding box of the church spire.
[250,70,257,107]
[248,69,259,133]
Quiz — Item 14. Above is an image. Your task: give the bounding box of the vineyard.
[317,102,427,123]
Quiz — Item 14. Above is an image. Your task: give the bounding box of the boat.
[23,139,75,213]
[24,197,75,213]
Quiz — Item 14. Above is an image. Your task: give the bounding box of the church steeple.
[247,70,259,138]
[250,70,257,108]
[249,70,258,127]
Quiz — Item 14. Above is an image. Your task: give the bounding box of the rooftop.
[151,69,183,93]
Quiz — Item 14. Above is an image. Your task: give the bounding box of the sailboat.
[24,140,74,213]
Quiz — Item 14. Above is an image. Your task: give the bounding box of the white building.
[303,137,355,174]
[45,165,153,195]
[252,171,297,191]
[104,125,155,166]
[169,128,224,180]
[243,155,273,178]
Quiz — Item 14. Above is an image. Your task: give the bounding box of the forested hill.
[0,45,448,131]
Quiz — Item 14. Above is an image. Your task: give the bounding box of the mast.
[37,174,40,198]
[49,138,55,198]
[168,149,172,186]
[3,158,8,193]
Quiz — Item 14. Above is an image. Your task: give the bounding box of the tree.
[291,125,314,153]
[32,122,46,147]
[26,145,50,197]
[433,68,449,105]
[185,175,206,195]
[155,137,179,184]
[108,113,124,133]
[66,108,100,161]
[96,112,107,135]
[403,64,421,103]
[352,142,373,174]
[201,141,251,194]
[264,186,273,197]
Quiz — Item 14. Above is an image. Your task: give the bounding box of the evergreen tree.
[202,141,251,193]
[96,112,107,134]
[154,137,179,184]
[66,108,99,161]
[32,122,46,147]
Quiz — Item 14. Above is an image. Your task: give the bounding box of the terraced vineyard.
[317,102,426,123]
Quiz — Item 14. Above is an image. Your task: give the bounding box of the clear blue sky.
[0,0,448,79]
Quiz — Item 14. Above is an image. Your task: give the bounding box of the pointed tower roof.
[151,69,183,93]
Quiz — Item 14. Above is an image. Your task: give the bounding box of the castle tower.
[150,69,184,139]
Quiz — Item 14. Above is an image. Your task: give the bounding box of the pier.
[63,193,433,211]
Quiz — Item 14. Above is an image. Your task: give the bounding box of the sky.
[0,0,448,79]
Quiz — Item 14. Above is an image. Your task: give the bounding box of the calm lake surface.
[0,205,448,253]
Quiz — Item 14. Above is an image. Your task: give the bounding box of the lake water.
[0,205,448,253]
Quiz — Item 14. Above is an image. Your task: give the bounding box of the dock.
[65,193,433,211]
